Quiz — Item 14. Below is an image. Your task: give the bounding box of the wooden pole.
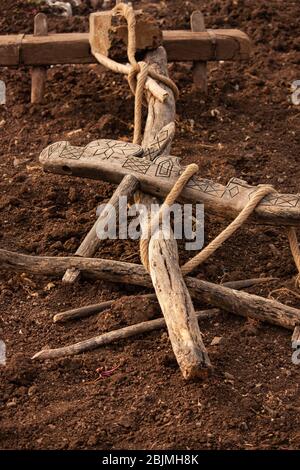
[62,174,139,284]
[1,250,299,331]
[137,46,211,379]
[31,13,48,104]
[191,11,207,93]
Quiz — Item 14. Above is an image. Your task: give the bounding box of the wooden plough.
[2,3,300,379]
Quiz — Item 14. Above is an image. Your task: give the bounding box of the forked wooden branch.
[1,249,299,330]
[32,309,220,360]
[62,174,139,284]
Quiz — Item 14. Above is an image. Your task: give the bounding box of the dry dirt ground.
[0,0,300,450]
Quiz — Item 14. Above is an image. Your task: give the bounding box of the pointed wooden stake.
[191,10,207,93]
[31,13,48,104]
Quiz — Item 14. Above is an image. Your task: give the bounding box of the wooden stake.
[1,250,299,331]
[191,11,207,93]
[62,174,139,283]
[32,309,220,360]
[31,13,48,104]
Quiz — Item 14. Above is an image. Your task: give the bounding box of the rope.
[140,164,275,276]
[93,2,179,145]
[140,164,199,271]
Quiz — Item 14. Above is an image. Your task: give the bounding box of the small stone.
[6,398,17,407]
[87,435,98,447]
[224,372,235,381]
[68,187,77,202]
[239,421,248,431]
[210,336,223,346]
[28,385,38,396]
[63,237,77,251]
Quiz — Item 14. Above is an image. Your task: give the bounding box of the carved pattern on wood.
[39,139,300,211]
[86,139,143,159]
[143,128,171,161]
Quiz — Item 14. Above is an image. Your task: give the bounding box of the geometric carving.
[86,139,143,159]
[187,176,224,197]
[155,159,173,177]
[122,157,151,175]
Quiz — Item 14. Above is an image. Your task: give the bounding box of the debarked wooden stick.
[53,277,274,323]
[1,250,299,330]
[62,174,139,284]
[32,308,221,360]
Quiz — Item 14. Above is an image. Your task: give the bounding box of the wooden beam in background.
[0,29,251,66]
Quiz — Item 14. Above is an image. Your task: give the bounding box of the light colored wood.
[89,10,162,58]
[53,300,114,323]
[54,278,273,323]
[191,11,207,93]
[53,293,156,323]
[138,46,211,379]
[292,325,300,343]
[62,174,139,284]
[0,29,251,66]
[92,51,168,102]
[1,250,300,331]
[32,309,220,360]
[39,143,300,227]
[31,13,48,104]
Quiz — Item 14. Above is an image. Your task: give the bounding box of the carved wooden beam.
[39,139,300,227]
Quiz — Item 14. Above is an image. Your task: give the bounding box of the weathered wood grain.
[1,249,299,331]
[0,29,251,66]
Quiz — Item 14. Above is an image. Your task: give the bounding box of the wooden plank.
[0,29,251,66]
[89,10,162,58]
[0,35,20,65]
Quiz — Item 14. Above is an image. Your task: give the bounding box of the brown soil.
[1,0,300,450]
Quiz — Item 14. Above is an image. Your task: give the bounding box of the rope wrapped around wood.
[93,4,300,286]
[140,165,276,274]
[93,2,179,145]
